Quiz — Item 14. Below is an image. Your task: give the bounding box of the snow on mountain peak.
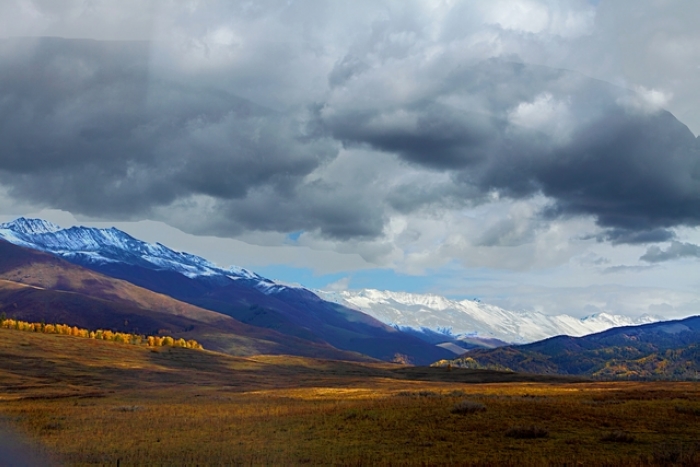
[321,288,661,344]
[0,217,62,235]
[347,289,458,311]
[0,217,268,287]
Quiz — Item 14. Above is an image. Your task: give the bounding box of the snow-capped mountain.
[319,289,660,344]
[0,217,279,292]
[0,217,659,346]
[0,217,454,365]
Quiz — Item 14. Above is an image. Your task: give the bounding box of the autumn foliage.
[0,316,202,350]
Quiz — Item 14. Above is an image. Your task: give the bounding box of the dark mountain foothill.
[436,315,700,380]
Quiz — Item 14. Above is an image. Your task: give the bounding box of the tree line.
[0,314,203,350]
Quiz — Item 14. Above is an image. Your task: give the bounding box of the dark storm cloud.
[0,37,358,236]
[386,181,483,214]
[322,60,700,242]
[640,241,700,263]
[586,228,676,245]
[332,105,503,170]
[2,33,700,245]
[205,182,387,240]
[532,110,700,232]
[328,54,370,88]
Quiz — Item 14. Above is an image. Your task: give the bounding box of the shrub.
[451,400,486,415]
[505,425,549,439]
[42,422,63,431]
[395,391,441,398]
[112,406,144,412]
[342,409,379,421]
[675,405,700,416]
[649,443,700,465]
[600,431,635,443]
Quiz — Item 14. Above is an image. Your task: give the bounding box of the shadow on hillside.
[390,366,589,384]
[147,349,588,391]
[0,334,586,399]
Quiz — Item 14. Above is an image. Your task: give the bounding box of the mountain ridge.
[320,288,659,344]
[0,238,373,360]
[0,217,261,281]
[0,218,451,365]
[434,315,700,379]
[1,217,660,347]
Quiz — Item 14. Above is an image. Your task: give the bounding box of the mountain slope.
[0,239,369,360]
[435,315,700,379]
[0,219,452,365]
[321,289,659,344]
[0,218,259,281]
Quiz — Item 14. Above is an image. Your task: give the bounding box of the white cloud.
[324,276,352,292]
[480,0,550,34]
[508,92,574,142]
[0,0,157,41]
[617,86,673,114]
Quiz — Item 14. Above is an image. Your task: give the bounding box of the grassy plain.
[1,328,700,466]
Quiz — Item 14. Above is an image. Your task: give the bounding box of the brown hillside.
[0,240,227,323]
[0,240,370,361]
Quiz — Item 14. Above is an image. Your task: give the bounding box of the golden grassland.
[1,328,700,466]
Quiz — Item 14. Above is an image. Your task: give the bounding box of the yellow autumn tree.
[1,318,203,351]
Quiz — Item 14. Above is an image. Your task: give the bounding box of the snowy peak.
[0,217,62,235]
[322,288,660,344]
[0,217,266,285]
[580,312,658,327]
[345,289,466,312]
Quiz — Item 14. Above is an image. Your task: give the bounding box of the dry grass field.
[2,328,700,466]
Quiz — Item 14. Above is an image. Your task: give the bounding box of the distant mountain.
[320,289,658,345]
[0,218,452,365]
[434,316,700,380]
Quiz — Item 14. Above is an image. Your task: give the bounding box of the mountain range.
[0,217,676,367]
[0,218,451,364]
[319,289,658,346]
[0,239,364,359]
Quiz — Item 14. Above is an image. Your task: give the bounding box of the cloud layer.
[1,0,699,273]
[641,241,700,263]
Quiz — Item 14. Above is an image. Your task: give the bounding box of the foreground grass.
[1,329,700,465]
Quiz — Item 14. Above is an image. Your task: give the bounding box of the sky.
[0,0,699,319]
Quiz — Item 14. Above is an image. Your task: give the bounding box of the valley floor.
[1,329,700,466]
